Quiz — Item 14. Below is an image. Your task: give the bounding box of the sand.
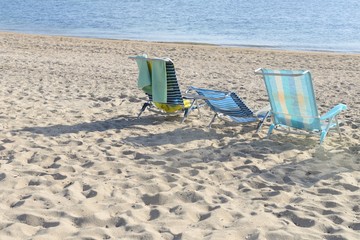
[0,32,359,240]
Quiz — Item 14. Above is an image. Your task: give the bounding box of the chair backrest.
[131,56,184,106]
[257,68,321,131]
[191,87,254,117]
[161,59,184,105]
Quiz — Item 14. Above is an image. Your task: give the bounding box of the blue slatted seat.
[189,86,270,130]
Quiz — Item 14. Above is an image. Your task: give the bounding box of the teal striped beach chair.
[188,86,270,131]
[129,55,201,122]
[255,68,347,144]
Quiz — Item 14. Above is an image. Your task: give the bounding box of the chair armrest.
[254,105,271,118]
[129,54,147,60]
[182,94,208,100]
[182,93,229,101]
[254,105,271,115]
[320,103,347,120]
[184,86,231,100]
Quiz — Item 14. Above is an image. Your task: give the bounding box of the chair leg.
[196,100,202,117]
[181,99,197,123]
[335,117,342,141]
[320,130,328,145]
[255,121,263,133]
[138,102,150,118]
[267,124,275,137]
[256,111,270,133]
[208,113,218,128]
[320,116,335,144]
[181,108,190,123]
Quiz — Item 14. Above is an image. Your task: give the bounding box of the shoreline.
[2,30,360,55]
[0,31,359,239]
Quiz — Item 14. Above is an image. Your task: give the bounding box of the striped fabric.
[256,68,348,144]
[130,56,192,117]
[163,60,184,105]
[191,87,260,123]
[133,56,185,107]
[261,69,321,131]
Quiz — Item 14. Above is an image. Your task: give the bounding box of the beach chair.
[188,86,270,131]
[129,55,203,122]
[255,68,347,144]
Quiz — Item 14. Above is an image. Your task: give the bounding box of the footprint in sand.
[28,152,53,166]
[141,193,168,206]
[52,173,67,180]
[47,156,62,169]
[353,205,360,213]
[327,215,344,224]
[234,165,262,174]
[28,179,41,186]
[263,190,281,197]
[11,195,32,208]
[0,172,6,181]
[318,188,342,195]
[115,217,127,227]
[134,152,153,160]
[163,174,178,183]
[82,184,98,198]
[275,210,315,228]
[11,200,25,208]
[138,159,166,166]
[199,212,211,221]
[81,161,94,168]
[48,162,61,169]
[349,223,360,231]
[212,195,229,204]
[169,205,185,216]
[175,191,203,203]
[322,201,339,208]
[163,166,180,174]
[60,140,83,146]
[85,190,97,198]
[148,208,160,220]
[338,183,359,192]
[17,214,60,228]
[98,169,122,175]
[188,169,199,176]
[122,150,135,157]
[323,235,347,240]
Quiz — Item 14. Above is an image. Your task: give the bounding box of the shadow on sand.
[14,115,176,137]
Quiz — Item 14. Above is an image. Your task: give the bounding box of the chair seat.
[228,116,259,123]
[189,86,269,130]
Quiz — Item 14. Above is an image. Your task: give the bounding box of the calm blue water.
[1,0,359,52]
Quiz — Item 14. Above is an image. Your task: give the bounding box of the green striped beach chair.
[255,68,347,144]
[129,55,201,122]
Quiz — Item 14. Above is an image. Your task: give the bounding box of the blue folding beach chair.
[188,86,270,131]
[255,68,347,144]
[129,55,202,122]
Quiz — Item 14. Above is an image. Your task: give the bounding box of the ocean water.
[0,0,359,53]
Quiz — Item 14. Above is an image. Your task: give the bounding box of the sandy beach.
[0,32,359,239]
